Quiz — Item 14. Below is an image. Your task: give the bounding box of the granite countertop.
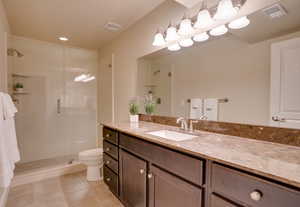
[102,121,300,188]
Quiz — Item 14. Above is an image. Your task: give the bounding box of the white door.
[270,38,300,129]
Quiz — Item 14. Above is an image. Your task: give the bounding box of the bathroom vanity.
[102,122,300,207]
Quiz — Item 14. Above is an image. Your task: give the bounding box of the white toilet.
[79,148,103,181]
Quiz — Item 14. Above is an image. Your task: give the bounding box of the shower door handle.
[57,99,61,114]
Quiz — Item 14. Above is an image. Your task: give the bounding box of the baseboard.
[11,162,86,187]
[0,187,9,207]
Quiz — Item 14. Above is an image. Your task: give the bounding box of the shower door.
[10,36,97,164]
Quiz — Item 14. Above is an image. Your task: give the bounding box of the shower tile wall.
[9,36,98,163]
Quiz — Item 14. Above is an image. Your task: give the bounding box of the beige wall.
[0,1,10,92]
[98,0,279,122]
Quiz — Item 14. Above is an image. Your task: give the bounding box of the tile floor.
[7,172,124,207]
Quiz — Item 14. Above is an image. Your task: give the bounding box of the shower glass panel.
[9,37,97,171]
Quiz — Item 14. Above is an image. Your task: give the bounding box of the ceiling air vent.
[104,22,122,31]
[262,3,287,19]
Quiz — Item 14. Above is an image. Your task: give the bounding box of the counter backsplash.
[139,114,300,147]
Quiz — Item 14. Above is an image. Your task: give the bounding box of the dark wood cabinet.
[119,149,147,207]
[210,194,240,207]
[102,126,300,207]
[149,165,202,207]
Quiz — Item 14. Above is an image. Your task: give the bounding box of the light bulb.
[214,0,238,20]
[194,9,214,29]
[178,18,194,36]
[152,32,166,46]
[179,38,194,47]
[229,16,250,29]
[166,26,179,42]
[193,32,209,42]
[209,25,228,36]
[168,43,181,51]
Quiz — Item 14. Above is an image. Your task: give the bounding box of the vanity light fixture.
[168,43,181,51]
[152,0,247,52]
[194,1,214,29]
[194,9,214,29]
[193,32,210,42]
[178,17,194,36]
[209,25,228,36]
[214,0,238,20]
[228,16,250,29]
[152,31,166,46]
[165,25,179,42]
[179,38,194,47]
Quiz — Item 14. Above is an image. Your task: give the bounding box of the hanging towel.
[189,98,203,119]
[204,98,219,121]
[2,94,17,120]
[0,92,20,188]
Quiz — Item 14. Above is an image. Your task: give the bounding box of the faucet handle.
[189,120,199,132]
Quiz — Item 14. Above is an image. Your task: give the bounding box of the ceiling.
[2,0,165,49]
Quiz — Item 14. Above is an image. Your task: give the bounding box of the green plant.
[129,103,139,115]
[14,82,24,89]
[145,102,155,115]
[144,94,155,115]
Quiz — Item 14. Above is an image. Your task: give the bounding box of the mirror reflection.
[137,0,300,128]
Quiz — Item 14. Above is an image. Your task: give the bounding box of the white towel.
[204,98,219,121]
[189,98,203,119]
[2,94,17,120]
[0,92,20,187]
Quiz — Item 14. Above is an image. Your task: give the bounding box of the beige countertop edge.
[101,122,300,189]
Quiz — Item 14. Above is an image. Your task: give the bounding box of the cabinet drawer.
[120,133,204,186]
[211,163,300,207]
[211,194,239,207]
[103,127,118,144]
[104,166,118,196]
[103,153,118,174]
[103,141,118,160]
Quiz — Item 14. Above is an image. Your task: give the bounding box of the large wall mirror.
[137,0,300,129]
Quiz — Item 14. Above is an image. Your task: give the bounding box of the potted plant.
[144,94,155,115]
[129,100,139,123]
[14,82,24,92]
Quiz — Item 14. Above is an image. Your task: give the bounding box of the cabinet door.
[149,165,202,207]
[120,149,147,207]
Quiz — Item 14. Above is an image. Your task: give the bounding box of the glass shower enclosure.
[8,36,98,174]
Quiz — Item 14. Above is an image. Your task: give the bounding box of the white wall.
[0,1,10,92]
[98,0,279,122]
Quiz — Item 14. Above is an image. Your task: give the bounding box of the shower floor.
[12,155,86,186]
[15,154,79,175]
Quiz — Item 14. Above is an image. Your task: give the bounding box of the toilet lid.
[79,148,103,157]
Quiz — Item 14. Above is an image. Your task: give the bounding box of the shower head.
[7,48,24,58]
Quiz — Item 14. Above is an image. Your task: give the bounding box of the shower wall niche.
[9,36,98,163]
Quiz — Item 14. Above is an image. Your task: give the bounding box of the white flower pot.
[16,88,24,92]
[129,115,139,123]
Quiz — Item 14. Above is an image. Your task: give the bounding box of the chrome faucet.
[189,120,199,132]
[176,117,188,131]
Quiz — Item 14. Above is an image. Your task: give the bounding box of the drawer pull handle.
[250,190,262,201]
[106,178,111,182]
[140,169,145,174]
[106,161,110,165]
[106,134,111,138]
[106,147,110,152]
[148,173,153,179]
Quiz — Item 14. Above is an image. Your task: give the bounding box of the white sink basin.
[146,130,197,141]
